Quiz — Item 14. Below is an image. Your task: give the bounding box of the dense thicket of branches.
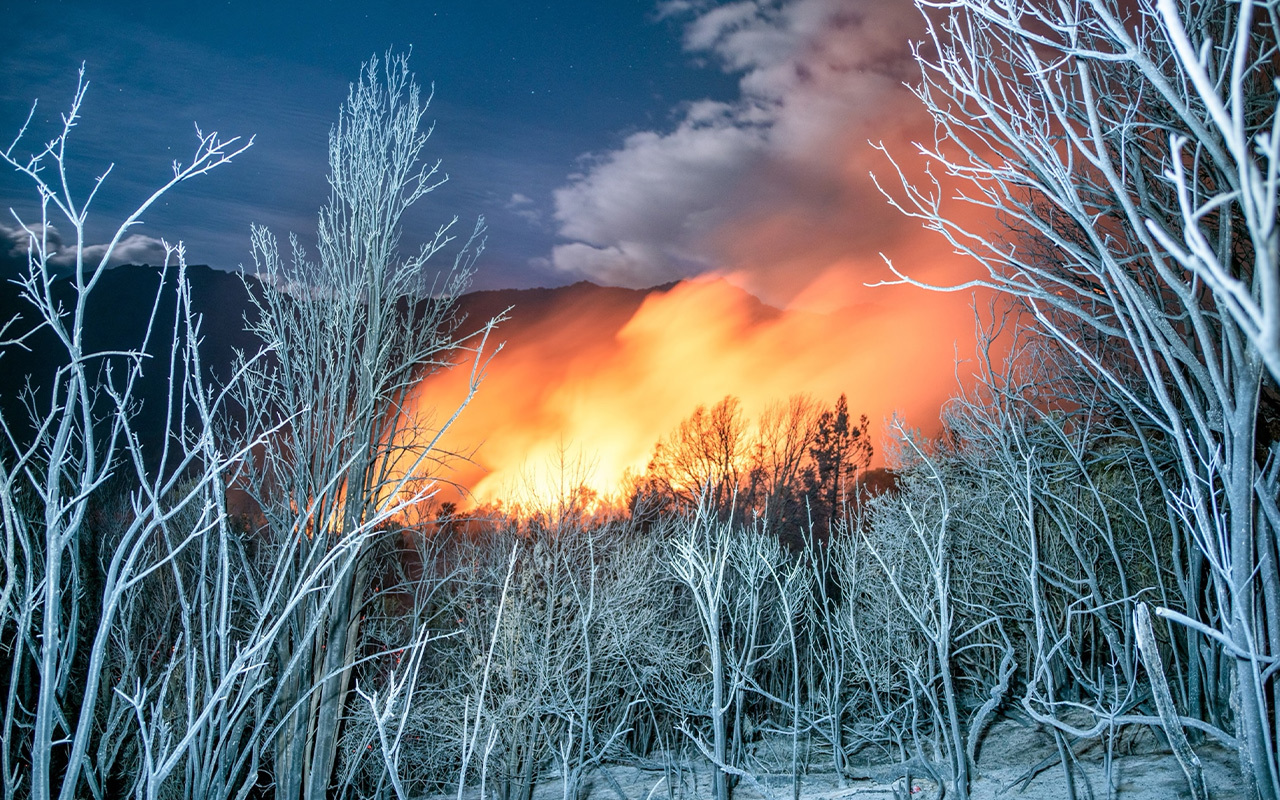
[323,351,1204,800]
[877,0,1279,797]
[3,0,1275,798]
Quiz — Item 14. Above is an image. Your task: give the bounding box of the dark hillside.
[0,268,689,470]
[0,264,259,461]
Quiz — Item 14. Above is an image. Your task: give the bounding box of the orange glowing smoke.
[404,271,976,511]
[385,0,997,514]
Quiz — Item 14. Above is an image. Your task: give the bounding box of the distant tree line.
[628,393,874,546]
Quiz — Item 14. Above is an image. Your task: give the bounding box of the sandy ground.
[433,716,1245,800]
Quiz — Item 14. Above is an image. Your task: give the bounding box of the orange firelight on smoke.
[403,269,976,513]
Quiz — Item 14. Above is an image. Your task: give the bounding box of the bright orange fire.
[382,2,997,516]
[403,269,976,513]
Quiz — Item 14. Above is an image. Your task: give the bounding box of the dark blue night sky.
[1,1,743,288]
[2,1,943,301]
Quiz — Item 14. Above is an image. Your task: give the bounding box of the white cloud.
[505,192,543,226]
[684,2,769,56]
[0,222,169,271]
[66,234,168,268]
[554,110,766,245]
[653,0,701,21]
[0,223,31,264]
[550,241,698,289]
[549,0,925,288]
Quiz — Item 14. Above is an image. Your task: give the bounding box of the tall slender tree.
[233,52,499,800]
[806,394,871,539]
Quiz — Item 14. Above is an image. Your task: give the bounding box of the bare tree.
[878,1,1279,796]
[231,51,499,800]
[668,510,798,800]
[543,525,672,800]
[860,419,972,800]
[805,532,860,784]
[0,68,259,799]
[645,396,749,517]
[747,395,821,543]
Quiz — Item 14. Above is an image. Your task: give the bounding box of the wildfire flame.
[403,270,975,513]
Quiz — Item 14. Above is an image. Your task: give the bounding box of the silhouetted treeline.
[629,393,876,547]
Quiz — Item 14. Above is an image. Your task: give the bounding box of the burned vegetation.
[3,1,1279,798]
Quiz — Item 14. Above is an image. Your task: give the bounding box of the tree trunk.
[304,551,365,800]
